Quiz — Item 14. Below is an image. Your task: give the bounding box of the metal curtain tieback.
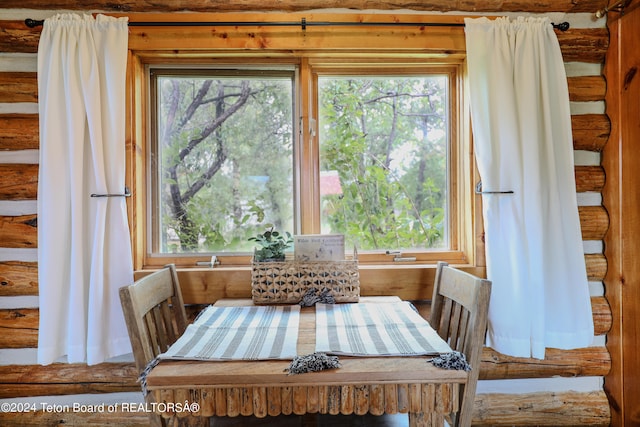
[475,181,514,195]
[90,187,131,198]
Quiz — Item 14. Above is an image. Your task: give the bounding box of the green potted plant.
[249,226,293,262]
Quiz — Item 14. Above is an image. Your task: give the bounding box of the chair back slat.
[438,298,454,338]
[151,306,170,352]
[119,264,188,373]
[159,303,177,344]
[429,261,491,427]
[119,264,188,427]
[448,302,463,350]
[144,313,161,357]
[457,308,471,353]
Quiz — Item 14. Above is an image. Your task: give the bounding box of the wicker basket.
[251,253,360,304]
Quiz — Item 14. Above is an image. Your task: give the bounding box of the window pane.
[154,72,294,254]
[318,76,448,252]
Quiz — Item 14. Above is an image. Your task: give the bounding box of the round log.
[472,390,610,426]
[0,114,39,150]
[267,386,282,416]
[240,386,253,416]
[327,385,341,415]
[384,384,397,414]
[0,261,38,297]
[557,28,608,63]
[480,345,611,380]
[0,164,38,200]
[199,388,215,417]
[568,75,606,102]
[575,166,605,193]
[293,385,307,415]
[215,388,227,416]
[354,384,370,415]
[226,387,240,417]
[579,206,608,240]
[0,72,37,103]
[369,384,385,416]
[253,386,267,418]
[306,385,320,413]
[341,384,356,415]
[585,253,607,281]
[572,114,610,152]
[281,386,293,415]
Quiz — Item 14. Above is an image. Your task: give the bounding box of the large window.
[128,15,476,269]
[147,61,467,266]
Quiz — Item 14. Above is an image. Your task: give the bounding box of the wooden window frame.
[125,13,484,281]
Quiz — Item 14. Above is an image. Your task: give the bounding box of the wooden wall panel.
[0,308,38,348]
[0,115,39,150]
[557,28,609,63]
[568,75,606,102]
[0,72,37,103]
[0,410,149,427]
[578,206,608,240]
[473,390,610,426]
[0,21,39,53]
[0,214,37,248]
[603,5,640,426]
[575,165,605,193]
[0,261,38,296]
[0,164,38,199]
[480,346,610,380]
[0,363,139,398]
[572,114,610,152]
[585,253,607,281]
[0,0,607,13]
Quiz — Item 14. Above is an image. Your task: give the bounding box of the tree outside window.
[151,69,451,256]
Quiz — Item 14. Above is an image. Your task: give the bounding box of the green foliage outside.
[157,75,294,253]
[319,77,447,251]
[155,72,447,254]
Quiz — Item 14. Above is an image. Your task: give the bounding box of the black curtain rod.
[24,18,571,31]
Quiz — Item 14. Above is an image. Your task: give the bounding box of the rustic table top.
[145,297,467,391]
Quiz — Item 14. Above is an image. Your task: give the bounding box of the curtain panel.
[37,14,133,365]
[464,17,594,359]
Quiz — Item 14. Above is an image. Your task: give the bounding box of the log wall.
[0,2,615,426]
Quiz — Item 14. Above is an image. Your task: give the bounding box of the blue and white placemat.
[315,302,452,356]
[159,305,300,360]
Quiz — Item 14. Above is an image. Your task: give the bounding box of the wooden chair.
[429,261,491,427]
[119,264,188,426]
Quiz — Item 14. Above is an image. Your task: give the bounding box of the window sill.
[134,262,485,305]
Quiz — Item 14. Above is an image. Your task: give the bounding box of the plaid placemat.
[159,305,300,360]
[315,302,452,356]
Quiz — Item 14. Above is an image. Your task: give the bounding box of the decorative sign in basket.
[251,251,360,305]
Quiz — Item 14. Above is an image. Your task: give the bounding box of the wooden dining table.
[144,296,467,426]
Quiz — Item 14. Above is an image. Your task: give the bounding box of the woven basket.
[251,253,360,304]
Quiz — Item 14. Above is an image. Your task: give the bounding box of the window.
[127,14,477,270]
[150,69,295,254]
[318,74,450,251]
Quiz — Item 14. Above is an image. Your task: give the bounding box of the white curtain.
[464,17,594,359]
[37,14,133,365]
